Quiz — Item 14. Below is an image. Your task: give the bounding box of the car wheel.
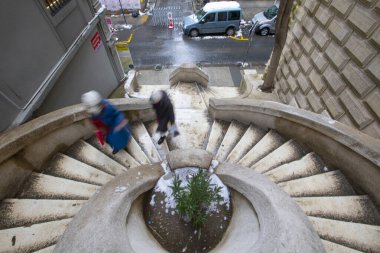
[226,27,235,36]
[190,29,199,37]
[260,28,269,36]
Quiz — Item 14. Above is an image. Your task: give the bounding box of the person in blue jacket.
[81,90,131,154]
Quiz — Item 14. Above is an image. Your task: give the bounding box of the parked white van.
[183,1,242,37]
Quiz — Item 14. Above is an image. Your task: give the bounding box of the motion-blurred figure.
[81,90,131,154]
[150,90,180,145]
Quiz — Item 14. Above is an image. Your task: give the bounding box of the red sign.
[91,32,102,51]
[106,18,112,25]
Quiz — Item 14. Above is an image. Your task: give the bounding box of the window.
[218,12,227,21]
[228,11,240,21]
[205,13,215,22]
[44,0,72,16]
[264,5,279,19]
[204,13,215,22]
[196,9,207,20]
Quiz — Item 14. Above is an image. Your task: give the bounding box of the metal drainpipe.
[97,12,127,83]
[10,6,107,127]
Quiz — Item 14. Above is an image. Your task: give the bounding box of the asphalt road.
[116,0,275,69]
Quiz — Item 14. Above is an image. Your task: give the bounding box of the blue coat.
[91,100,131,152]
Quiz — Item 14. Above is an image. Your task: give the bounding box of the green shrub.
[170,169,223,228]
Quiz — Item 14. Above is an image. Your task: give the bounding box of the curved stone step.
[239,130,285,167]
[206,119,229,156]
[125,136,151,165]
[65,140,127,176]
[215,162,325,252]
[207,86,241,99]
[294,196,380,225]
[169,108,210,150]
[0,218,71,252]
[252,139,305,174]
[309,216,380,252]
[226,124,266,163]
[45,153,114,186]
[87,136,140,169]
[34,245,55,252]
[196,85,214,108]
[278,171,356,197]
[321,240,363,253]
[17,173,99,200]
[144,120,170,160]
[169,82,207,110]
[215,121,248,162]
[197,85,241,108]
[264,152,324,183]
[0,199,84,229]
[167,84,210,150]
[53,164,165,253]
[130,121,161,163]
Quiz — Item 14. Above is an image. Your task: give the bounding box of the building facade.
[274,0,380,139]
[0,0,125,132]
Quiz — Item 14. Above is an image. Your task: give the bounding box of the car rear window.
[228,11,240,20]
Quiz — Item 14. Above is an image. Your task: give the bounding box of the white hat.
[150,90,163,104]
[81,90,102,114]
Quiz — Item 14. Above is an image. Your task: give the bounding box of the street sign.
[91,32,102,52]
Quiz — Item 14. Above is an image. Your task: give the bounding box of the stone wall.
[274,0,380,139]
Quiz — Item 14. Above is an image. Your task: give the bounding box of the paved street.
[115,0,275,69]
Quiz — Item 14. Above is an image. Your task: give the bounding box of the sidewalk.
[134,65,265,87]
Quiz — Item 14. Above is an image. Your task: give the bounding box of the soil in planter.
[144,190,232,253]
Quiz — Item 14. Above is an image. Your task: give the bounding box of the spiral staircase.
[0,79,379,253]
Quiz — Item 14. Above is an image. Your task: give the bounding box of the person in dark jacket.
[150,90,180,144]
[81,90,131,154]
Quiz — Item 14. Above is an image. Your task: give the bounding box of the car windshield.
[195,9,207,20]
[263,5,278,19]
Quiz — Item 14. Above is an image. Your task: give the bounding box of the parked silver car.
[251,4,279,36]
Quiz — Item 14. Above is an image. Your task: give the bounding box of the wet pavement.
[111,0,275,70]
[127,25,274,69]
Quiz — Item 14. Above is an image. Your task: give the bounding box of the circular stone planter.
[54,149,325,253]
[144,167,232,253]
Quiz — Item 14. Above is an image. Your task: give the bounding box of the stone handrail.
[0,98,154,200]
[169,63,209,87]
[0,98,154,164]
[209,98,380,209]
